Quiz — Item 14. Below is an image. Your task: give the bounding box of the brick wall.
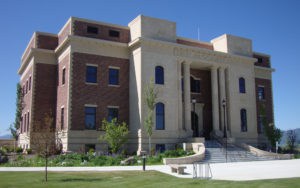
[58,21,71,45]
[255,78,274,133]
[71,52,129,130]
[190,69,212,138]
[33,63,57,131]
[177,39,213,50]
[253,54,270,68]
[73,20,130,43]
[37,34,58,50]
[20,65,33,133]
[56,54,70,130]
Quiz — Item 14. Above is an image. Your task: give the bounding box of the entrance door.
[191,112,199,137]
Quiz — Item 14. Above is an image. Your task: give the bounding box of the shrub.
[26,148,32,154]
[16,147,23,154]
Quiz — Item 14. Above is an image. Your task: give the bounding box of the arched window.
[240,109,247,132]
[239,77,246,93]
[156,102,165,130]
[155,66,164,85]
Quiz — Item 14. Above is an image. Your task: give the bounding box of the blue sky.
[0,0,299,136]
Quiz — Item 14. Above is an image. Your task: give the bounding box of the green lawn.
[0,171,299,188]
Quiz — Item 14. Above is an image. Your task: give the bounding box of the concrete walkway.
[1,159,300,181]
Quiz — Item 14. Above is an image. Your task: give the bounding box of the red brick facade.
[253,54,270,68]
[190,69,212,138]
[70,52,129,130]
[33,63,57,131]
[37,34,58,50]
[73,20,130,43]
[58,21,71,45]
[255,78,274,133]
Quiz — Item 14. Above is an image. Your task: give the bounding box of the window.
[85,107,96,130]
[86,66,97,83]
[258,116,265,134]
[109,30,120,38]
[257,57,263,63]
[26,80,28,94]
[258,86,265,100]
[62,68,66,85]
[156,144,166,153]
[61,108,64,130]
[156,102,165,130]
[108,107,118,122]
[87,26,98,34]
[239,77,246,93]
[23,113,26,133]
[190,76,200,93]
[27,112,29,132]
[109,68,119,85]
[29,76,31,91]
[240,109,247,132]
[155,66,164,85]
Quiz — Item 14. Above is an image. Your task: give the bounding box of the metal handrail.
[193,162,213,179]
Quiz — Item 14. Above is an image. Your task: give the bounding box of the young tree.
[144,78,157,155]
[10,84,23,141]
[99,118,129,154]
[286,130,297,153]
[259,104,282,150]
[31,112,62,182]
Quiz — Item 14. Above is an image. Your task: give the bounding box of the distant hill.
[279,128,300,146]
[0,134,12,139]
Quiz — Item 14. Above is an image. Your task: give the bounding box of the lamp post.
[192,99,197,137]
[222,99,227,163]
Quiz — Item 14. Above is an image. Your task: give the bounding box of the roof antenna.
[197,27,200,41]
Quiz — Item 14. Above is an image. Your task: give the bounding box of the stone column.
[177,61,183,131]
[219,67,226,132]
[183,62,191,131]
[211,67,220,133]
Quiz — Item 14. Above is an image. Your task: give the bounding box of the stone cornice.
[254,66,275,72]
[129,37,257,65]
[69,35,128,48]
[18,48,55,75]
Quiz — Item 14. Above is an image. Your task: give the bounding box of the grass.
[0,171,299,188]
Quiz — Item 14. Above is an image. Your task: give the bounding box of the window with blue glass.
[156,102,165,130]
[108,107,118,122]
[190,76,200,93]
[109,68,119,85]
[258,86,265,100]
[155,66,164,85]
[86,66,97,83]
[258,116,265,134]
[85,107,96,130]
[240,109,247,132]
[239,77,246,93]
[155,144,165,153]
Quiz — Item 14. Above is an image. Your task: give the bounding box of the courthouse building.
[18,15,274,153]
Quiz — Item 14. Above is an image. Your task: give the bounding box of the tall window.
[23,113,26,133]
[62,68,66,85]
[258,86,265,100]
[109,68,119,85]
[239,77,246,93]
[85,107,96,130]
[26,80,28,94]
[156,144,166,153]
[190,76,200,93]
[108,107,119,122]
[155,66,164,85]
[27,112,29,132]
[86,66,97,83]
[109,30,120,38]
[156,102,165,130]
[29,76,31,91]
[240,109,247,132]
[61,108,64,130]
[87,26,98,34]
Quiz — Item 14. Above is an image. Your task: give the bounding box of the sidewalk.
[1,159,300,181]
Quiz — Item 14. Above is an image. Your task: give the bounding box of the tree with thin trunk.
[286,130,297,153]
[31,112,62,182]
[144,78,157,156]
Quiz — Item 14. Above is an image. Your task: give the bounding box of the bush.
[26,148,32,154]
[16,147,23,154]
